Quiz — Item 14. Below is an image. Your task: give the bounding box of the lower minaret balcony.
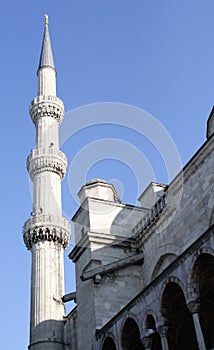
[23,214,71,250]
[27,148,67,179]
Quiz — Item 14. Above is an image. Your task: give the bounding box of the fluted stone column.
[23,16,71,350]
[188,301,206,350]
[157,325,169,350]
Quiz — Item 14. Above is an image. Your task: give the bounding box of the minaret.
[23,16,71,350]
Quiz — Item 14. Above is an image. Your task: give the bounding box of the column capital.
[187,301,200,314]
[142,337,152,349]
[157,325,169,338]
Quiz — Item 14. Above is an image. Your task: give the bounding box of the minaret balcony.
[30,95,64,124]
[23,214,71,250]
[27,148,67,180]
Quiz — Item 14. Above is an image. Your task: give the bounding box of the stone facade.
[66,129,214,350]
[25,18,214,350]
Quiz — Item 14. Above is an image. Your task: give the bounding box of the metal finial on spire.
[44,14,49,26]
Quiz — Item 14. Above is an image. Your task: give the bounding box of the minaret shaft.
[38,67,56,96]
[36,117,59,149]
[30,243,65,342]
[23,17,70,350]
[33,172,62,216]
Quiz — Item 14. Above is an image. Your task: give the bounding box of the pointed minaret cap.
[37,14,55,73]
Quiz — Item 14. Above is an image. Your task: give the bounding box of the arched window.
[121,317,144,350]
[161,282,198,350]
[102,336,116,350]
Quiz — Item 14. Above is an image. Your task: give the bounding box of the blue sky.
[1,1,214,348]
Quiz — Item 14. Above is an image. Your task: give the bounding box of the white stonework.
[23,19,70,350]
[24,19,214,350]
[66,111,214,349]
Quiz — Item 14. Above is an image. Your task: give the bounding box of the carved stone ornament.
[27,149,67,180]
[30,95,64,124]
[23,215,71,250]
[187,301,200,314]
[157,325,169,338]
[142,337,152,349]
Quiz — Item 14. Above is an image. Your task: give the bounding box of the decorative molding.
[27,149,67,179]
[23,214,71,250]
[30,95,64,124]
[133,193,167,236]
[69,231,135,263]
[157,325,169,338]
[187,301,200,314]
[142,337,152,349]
[81,252,144,282]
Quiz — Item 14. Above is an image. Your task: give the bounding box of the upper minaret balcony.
[30,15,64,126]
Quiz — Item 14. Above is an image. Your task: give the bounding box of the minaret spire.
[38,14,55,72]
[23,17,71,350]
[37,14,56,96]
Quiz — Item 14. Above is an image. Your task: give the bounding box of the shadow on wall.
[29,319,66,350]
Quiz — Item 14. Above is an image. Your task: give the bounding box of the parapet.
[138,182,167,209]
[207,106,214,139]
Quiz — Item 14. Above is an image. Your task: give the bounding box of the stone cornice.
[64,306,77,320]
[80,251,144,282]
[72,196,145,222]
[167,133,214,195]
[69,231,135,263]
[27,148,67,180]
[23,214,71,250]
[30,95,64,125]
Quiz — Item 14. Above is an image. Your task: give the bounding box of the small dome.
[85,178,107,186]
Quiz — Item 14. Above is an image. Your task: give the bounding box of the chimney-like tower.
[23,16,71,350]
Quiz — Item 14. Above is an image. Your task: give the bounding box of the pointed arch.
[101,336,117,350]
[160,276,187,302]
[190,253,214,349]
[151,253,177,280]
[188,247,214,300]
[144,314,162,350]
[121,317,144,350]
[161,281,198,350]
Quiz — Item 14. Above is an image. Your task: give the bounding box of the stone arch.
[120,312,142,339]
[161,281,198,350]
[121,316,144,350]
[101,335,117,350]
[143,309,159,329]
[150,253,177,280]
[144,314,162,350]
[160,276,187,302]
[187,247,214,300]
[149,245,178,281]
[190,252,214,349]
